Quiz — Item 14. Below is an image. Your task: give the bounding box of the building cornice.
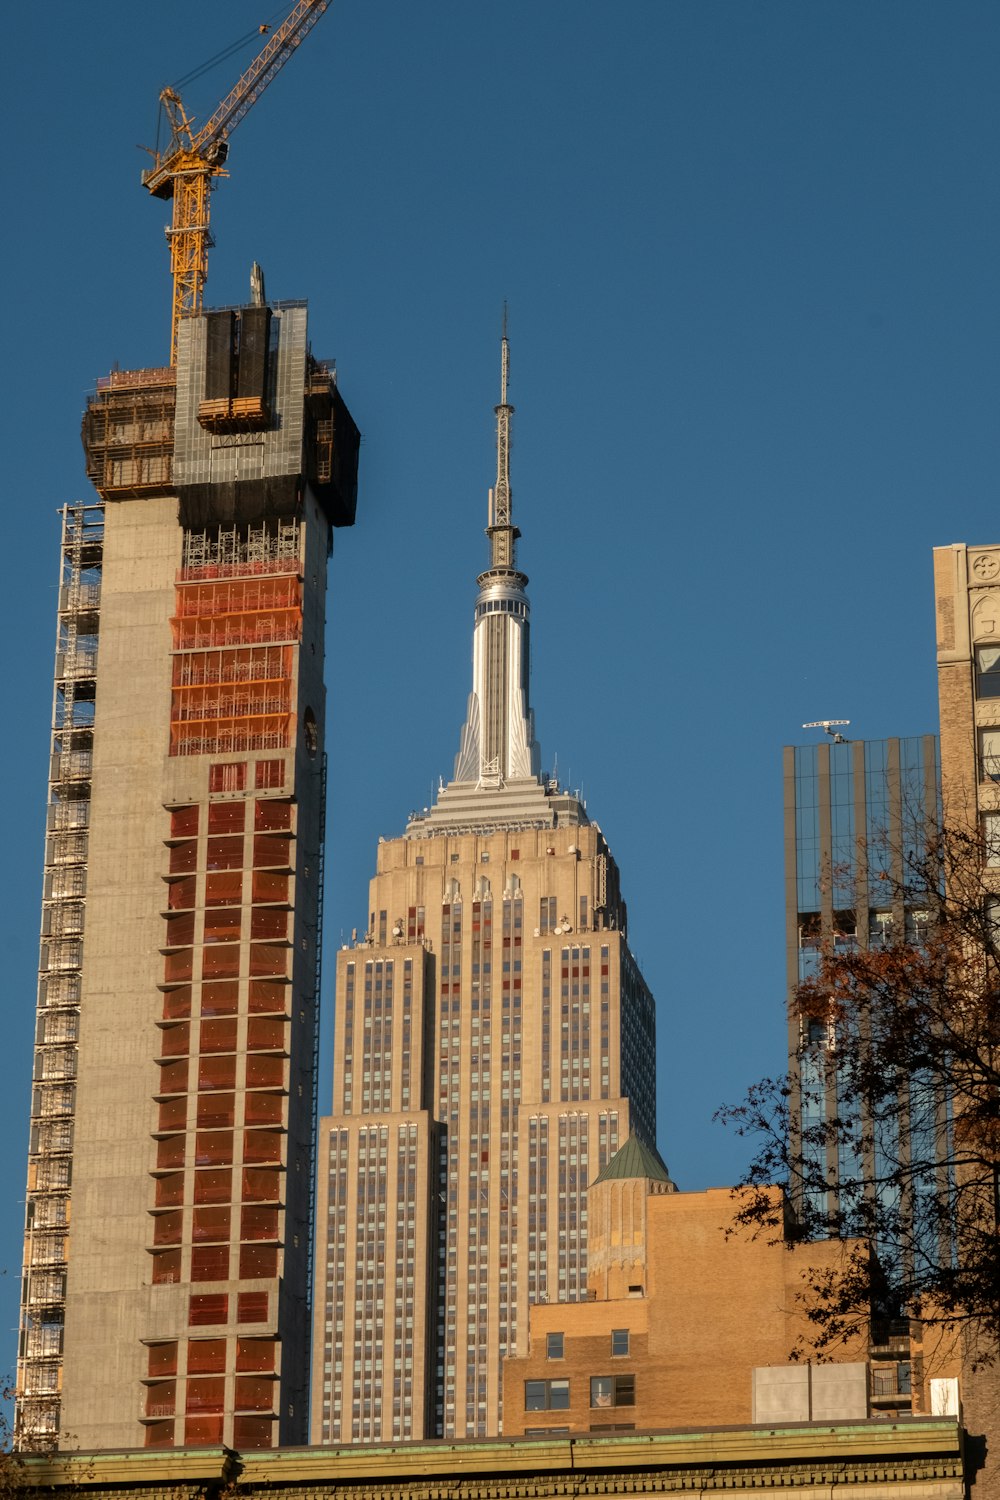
[18,1420,965,1498]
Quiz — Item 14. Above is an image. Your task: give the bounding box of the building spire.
[447,317,540,789]
[405,321,591,833]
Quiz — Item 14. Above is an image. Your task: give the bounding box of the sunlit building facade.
[16,297,359,1452]
[311,336,661,1443]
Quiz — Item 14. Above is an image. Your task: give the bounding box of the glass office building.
[782,735,941,1232]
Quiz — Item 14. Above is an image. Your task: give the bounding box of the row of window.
[170,837,293,876]
[525,1374,635,1410]
[145,1413,272,1450]
[546,1329,628,1359]
[170,800,292,837]
[525,1424,635,1436]
[162,979,287,1020]
[145,1373,275,1415]
[189,1291,268,1326]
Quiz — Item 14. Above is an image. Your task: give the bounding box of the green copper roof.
[592,1134,674,1187]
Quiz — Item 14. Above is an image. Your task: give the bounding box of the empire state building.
[311,334,662,1443]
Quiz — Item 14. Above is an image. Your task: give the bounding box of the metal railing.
[871,1367,911,1398]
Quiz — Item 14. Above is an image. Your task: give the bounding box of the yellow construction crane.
[142,1,330,364]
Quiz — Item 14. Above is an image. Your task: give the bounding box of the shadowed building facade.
[782,734,940,1229]
[311,336,661,1443]
[16,296,359,1452]
[933,541,1000,1500]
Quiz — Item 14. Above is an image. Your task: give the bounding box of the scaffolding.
[16,504,103,1449]
[81,369,176,501]
[170,521,302,758]
[180,519,300,577]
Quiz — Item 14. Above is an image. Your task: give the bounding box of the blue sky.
[1,1,998,1388]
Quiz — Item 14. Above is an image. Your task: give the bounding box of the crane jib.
[140,0,332,364]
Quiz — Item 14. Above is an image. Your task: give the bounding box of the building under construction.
[17,298,359,1452]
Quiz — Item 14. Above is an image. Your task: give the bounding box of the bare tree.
[718,825,1000,1364]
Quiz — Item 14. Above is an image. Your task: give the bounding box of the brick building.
[503,1137,957,1435]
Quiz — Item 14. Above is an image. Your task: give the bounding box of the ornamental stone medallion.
[971,551,1000,581]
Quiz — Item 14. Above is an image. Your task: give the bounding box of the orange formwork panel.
[174,578,302,618]
[172,648,292,688]
[171,616,302,651]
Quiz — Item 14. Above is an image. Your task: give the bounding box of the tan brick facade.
[933,543,982,823]
[503,1185,876,1435]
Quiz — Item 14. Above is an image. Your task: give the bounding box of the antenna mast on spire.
[500,301,509,403]
[489,308,518,568]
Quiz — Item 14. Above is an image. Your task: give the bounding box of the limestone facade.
[311,820,657,1444]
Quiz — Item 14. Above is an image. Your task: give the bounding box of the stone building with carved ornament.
[934,542,1000,824]
[933,540,1000,1500]
[311,335,662,1444]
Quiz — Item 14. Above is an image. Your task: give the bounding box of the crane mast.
[142,0,330,363]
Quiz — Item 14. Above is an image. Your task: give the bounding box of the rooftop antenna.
[491,303,512,534]
[803,719,851,744]
[501,300,509,401]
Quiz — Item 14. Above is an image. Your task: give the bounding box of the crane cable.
[154,5,290,153]
[171,7,287,91]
